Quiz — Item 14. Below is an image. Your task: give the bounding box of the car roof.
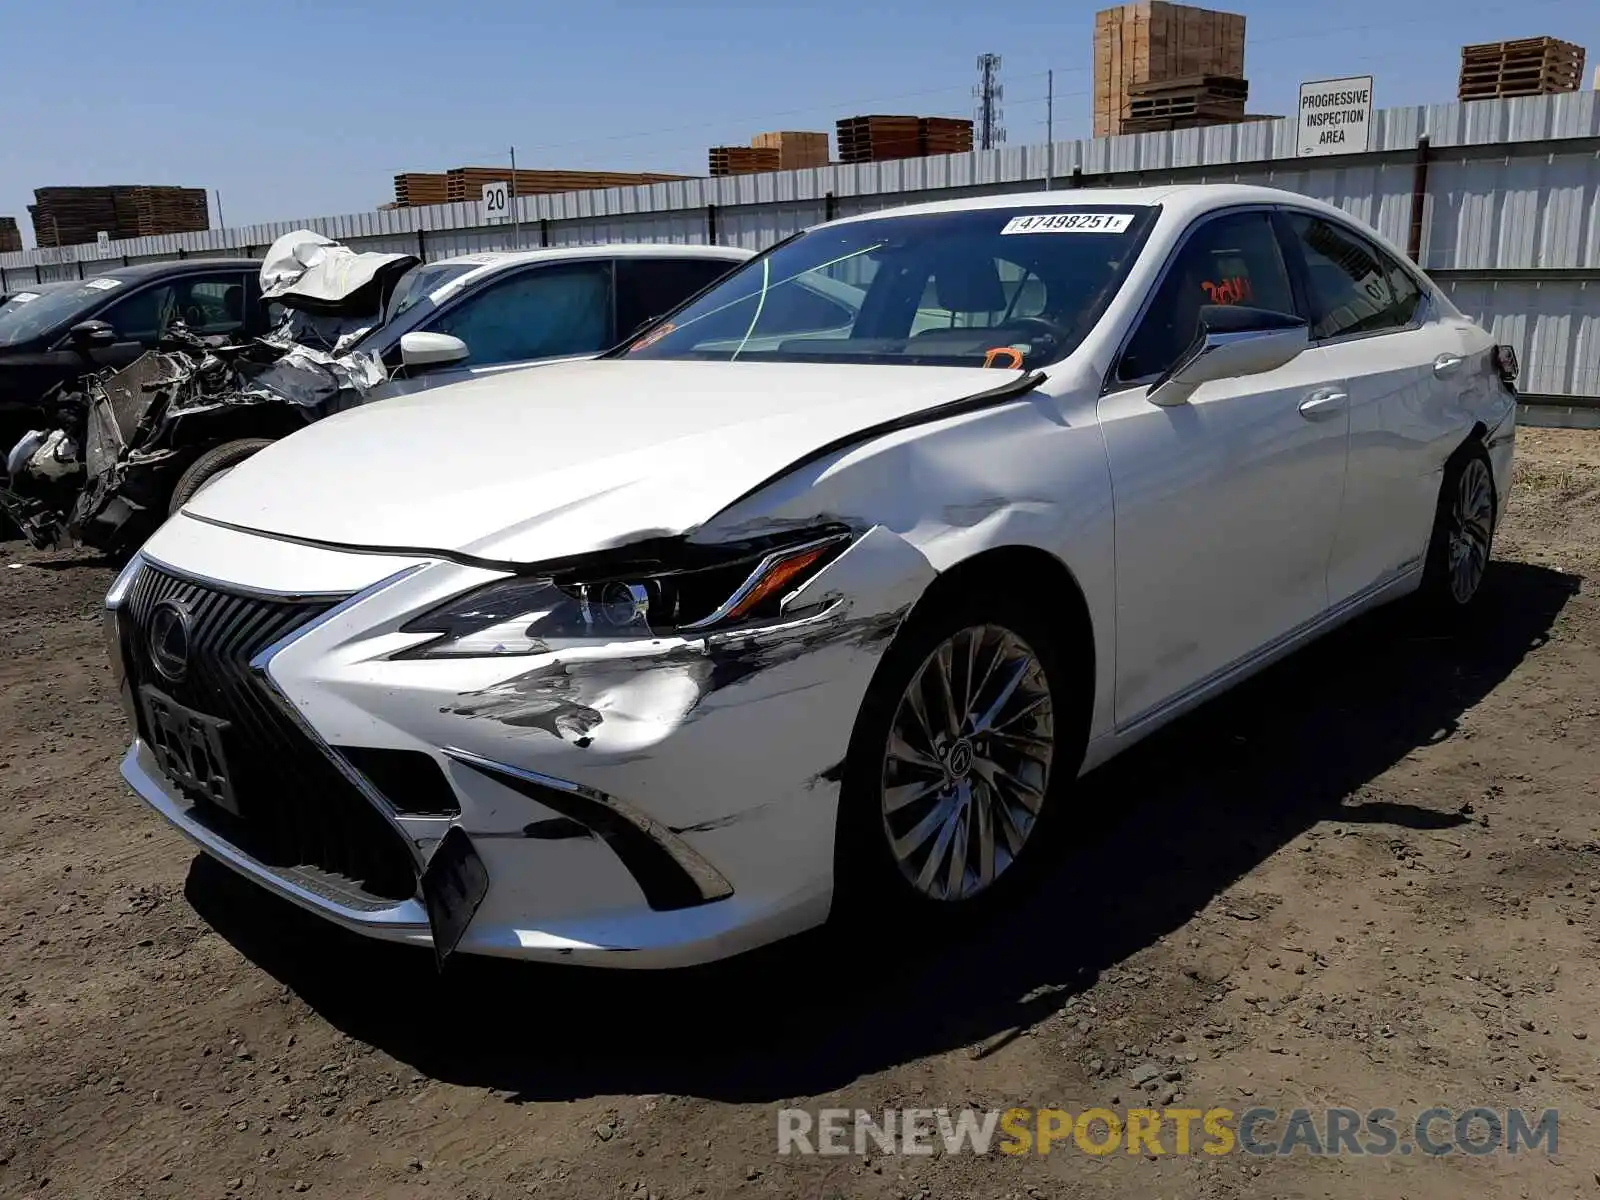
[88,257,261,282]
[822,183,1344,227]
[432,244,752,272]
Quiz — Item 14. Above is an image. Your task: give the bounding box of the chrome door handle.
[1298,388,1348,420]
[1434,353,1465,376]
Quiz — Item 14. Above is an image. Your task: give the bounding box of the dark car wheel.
[1418,443,1497,615]
[833,583,1083,928]
[168,438,276,515]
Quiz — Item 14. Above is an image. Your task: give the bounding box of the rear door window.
[1282,212,1422,340]
[614,257,740,340]
[424,261,614,365]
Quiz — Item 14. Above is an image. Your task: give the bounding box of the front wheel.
[833,586,1081,925]
[168,437,276,515]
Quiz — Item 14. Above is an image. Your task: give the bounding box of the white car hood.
[183,359,1028,565]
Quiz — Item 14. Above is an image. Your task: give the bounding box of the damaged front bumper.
[111,516,935,967]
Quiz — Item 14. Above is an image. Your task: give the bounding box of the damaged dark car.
[2,234,750,555]
[1,235,417,554]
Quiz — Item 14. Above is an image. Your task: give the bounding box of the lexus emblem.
[148,600,192,683]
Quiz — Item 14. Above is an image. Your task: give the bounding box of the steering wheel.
[993,315,1069,345]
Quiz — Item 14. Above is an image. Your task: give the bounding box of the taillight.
[1492,344,1519,383]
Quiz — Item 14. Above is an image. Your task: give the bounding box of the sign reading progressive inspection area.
[1297,76,1374,157]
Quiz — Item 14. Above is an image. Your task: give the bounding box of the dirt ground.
[3,427,1600,1200]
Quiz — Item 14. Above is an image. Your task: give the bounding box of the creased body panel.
[117,525,937,966]
[702,377,1120,746]
[181,359,1029,564]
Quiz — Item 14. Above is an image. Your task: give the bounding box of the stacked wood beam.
[1120,74,1249,133]
[835,115,974,163]
[28,185,208,248]
[391,167,695,207]
[1458,37,1585,101]
[1094,2,1246,136]
[836,115,923,163]
[750,131,830,170]
[708,147,782,176]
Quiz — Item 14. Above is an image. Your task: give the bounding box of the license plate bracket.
[139,685,242,818]
[420,826,490,969]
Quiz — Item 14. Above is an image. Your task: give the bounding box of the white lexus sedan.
[105,184,1518,968]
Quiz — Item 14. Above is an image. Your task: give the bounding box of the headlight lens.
[397,530,850,659]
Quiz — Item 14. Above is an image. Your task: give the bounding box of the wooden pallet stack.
[919,117,975,155]
[709,146,782,176]
[29,188,117,247]
[1094,1,1246,136]
[115,186,209,238]
[393,173,451,206]
[1458,37,1586,101]
[0,217,21,254]
[391,167,695,207]
[836,115,924,163]
[1121,74,1248,133]
[750,131,830,170]
[27,185,208,247]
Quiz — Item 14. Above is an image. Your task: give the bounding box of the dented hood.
[182,358,1026,564]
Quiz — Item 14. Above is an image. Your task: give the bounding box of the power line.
[390,0,1586,177]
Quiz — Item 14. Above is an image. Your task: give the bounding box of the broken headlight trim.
[395,530,853,659]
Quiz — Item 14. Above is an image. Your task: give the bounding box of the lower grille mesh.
[122,565,419,904]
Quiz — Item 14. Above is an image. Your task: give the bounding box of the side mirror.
[68,319,118,351]
[399,331,469,371]
[1147,305,1310,407]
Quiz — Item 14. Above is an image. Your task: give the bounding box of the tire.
[1417,442,1497,616]
[167,438,276,516]
[832,581,1086,930]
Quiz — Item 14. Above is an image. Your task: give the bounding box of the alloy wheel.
[879,624,1055,902]
[1447,457,1494,604]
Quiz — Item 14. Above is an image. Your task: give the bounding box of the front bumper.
[110,513,934,967]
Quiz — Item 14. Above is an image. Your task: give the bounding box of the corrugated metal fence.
[4,93,1598,399]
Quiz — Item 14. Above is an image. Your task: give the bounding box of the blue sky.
[2,0,1596,246]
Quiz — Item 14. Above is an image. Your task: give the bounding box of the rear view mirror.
[69,319,118,351]
[400,331,470,371]
[1148,305,1310,407]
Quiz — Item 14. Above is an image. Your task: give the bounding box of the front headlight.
[396,528,852,659]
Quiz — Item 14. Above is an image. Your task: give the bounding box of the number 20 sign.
[480,181,510,221]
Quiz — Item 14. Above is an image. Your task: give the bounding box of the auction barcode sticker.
[1001,212,1134,235]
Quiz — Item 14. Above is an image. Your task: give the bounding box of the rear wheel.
[168,438,276,515]
[1418,445,1496,614]
[833,585,1083,925]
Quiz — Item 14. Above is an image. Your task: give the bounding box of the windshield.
[383,263,478,327]
[621,205,1158,368]
[0,277,125,348]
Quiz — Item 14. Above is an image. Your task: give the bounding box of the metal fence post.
[540,218,550,247]
[416,229,426,261]
[824,191,837,222]
[1407,134,1432,266]
[706,204,718,246]
[76,260,84,280]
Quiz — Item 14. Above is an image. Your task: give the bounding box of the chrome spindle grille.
[121,565,418,904]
